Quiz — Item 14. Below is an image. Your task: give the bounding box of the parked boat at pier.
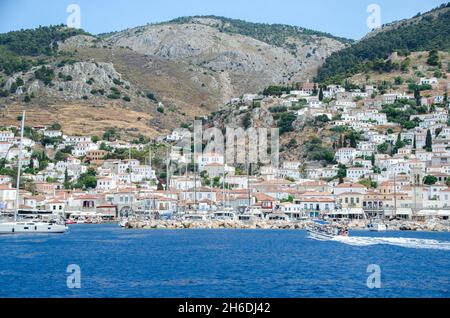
[0,221,67,234]
[368,220,388,232]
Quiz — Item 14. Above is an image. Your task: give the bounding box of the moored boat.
[368,220,388,232]
[0,220,67,234]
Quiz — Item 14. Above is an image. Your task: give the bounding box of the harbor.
[1,223,449,298]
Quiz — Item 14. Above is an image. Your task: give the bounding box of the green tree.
[427,49,440,66]
[63,168,71,189]
[318,87,323,101]
[103,128,117,141]
[91,135,100,143]
[377,142,389,154]
[393,133,405,154]
[277,112,297,135]
[423,175,438,185]
[336,165,347,184]
[424,129,433,152]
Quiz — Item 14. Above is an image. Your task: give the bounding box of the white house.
[335,148,357,165]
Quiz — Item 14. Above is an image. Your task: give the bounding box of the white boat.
[307,220,349,240]
[368,221,387,232]
[238,206,264,221]
[0,220,67,234]
[211,208,236,221]
[182,211,209,221]
[119,218,129,227]
[0,112,67,235]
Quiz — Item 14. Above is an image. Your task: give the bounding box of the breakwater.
[124,219,450,232]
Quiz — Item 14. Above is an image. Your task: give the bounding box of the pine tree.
[318,87,324,101]
[64,167,70,189]
[424,129,433,152]
[349,133,357,148]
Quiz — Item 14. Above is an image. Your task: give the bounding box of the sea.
[0,224,449,298]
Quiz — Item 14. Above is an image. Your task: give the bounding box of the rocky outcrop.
[4,61,143,101]
[105,18,347,98]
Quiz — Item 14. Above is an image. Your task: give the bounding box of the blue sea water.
[0,224,449,298]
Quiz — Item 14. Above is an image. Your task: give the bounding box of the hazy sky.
[0,0,445,39]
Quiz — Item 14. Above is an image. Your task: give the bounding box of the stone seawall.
[124,219,450,232]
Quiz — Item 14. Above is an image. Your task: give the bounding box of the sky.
[0,0,446,39]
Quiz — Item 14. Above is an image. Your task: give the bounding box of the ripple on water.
[1,225,449,297]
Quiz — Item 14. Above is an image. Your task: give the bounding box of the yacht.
[0,112,67,235]
[211,208,236,221]
[238,206,264,222]
[368,220,388,232]
[307,220,349,240]
[182,210,209,221]
[0,220,67,234]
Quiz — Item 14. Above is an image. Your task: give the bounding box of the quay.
[124,218,450,232]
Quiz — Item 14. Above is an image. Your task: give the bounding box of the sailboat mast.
[247,162,251,210]
[166,146,170,191]
[128,146,132,215]
[193,151,197,211]
[393,172,397,219]
[222,171,225,208]
[15,111,25,222]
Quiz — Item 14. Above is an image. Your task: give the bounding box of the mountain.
[316,3,450,84]
[0,17,350,138]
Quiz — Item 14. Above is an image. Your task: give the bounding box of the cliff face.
[105,17,347,101]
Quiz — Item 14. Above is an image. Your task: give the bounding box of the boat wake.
[332,236,450,250]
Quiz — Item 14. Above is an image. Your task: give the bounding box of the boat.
[307,220,349,240]
[182,210,209,221]
[119,218,129,227]
[211,208,236,221]
[0,112,67,235]
[238,206,264,222]
[368,220,387,232]
[0,220,67,234]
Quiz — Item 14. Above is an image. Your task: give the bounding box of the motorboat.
[238,206,264,222]
[182,210,209,221]
[307,220,349,240]
[65,219,77,225]
[368,221,388,232]
[211,208,236,221]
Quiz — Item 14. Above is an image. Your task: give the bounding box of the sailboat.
[0,111,67,235]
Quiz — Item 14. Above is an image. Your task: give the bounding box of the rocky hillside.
[0,18,350,138]
[316,3,450,84]
[104,16,348,99]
